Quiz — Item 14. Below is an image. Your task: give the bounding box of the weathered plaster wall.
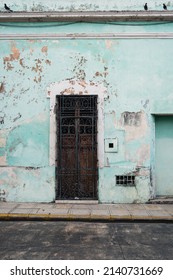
[0,0,173,11]
[0,39,55,202]
[1,22,173,202]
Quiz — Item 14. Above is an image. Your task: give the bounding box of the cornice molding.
[1,33,173,39]
[0,32,173,40]
[0,11,173,22]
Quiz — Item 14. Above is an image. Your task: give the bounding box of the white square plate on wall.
[104,138,118,153]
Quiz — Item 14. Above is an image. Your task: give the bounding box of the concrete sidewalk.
[0,201,173,221]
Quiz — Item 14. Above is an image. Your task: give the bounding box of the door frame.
[47,79,106,199]
[151,113,173,199]
[154,114,173,197]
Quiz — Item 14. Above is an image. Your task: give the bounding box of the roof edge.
[0,11,173,22]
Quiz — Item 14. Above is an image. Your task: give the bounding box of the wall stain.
[60,87,75,94]
[19,59,25,68]
[32,59,43,73]
[78,80,87,88]
[105,40,113,49]
[25,167,40,170]
[32,58,43,83]
[34,76,42,83]
[94,69,108,79]
[0,82,5,93]
[45,59,51,65]
[143,99,149,109]
[72,55,87,80]
[95,71,103,77]
[13,113,22,122]
[31,58,51,83]
[0,113,5,124]
[122,111,142,127]
[3,44,20,62]
[3,43,20,71]
[3,61,14,71]
[0,117,4,124]
[0,189,6,202]
[41,46,48,55]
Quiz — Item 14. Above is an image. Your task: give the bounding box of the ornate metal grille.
[56,95,98,200]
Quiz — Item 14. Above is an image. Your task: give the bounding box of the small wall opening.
[116,175,136,186]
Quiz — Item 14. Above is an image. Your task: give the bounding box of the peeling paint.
[1,24,173,203]
[41,46,48,54]
[0,166,55,202]
[126,144,150,166]
[45,59,51,65]
[32,58,43,83]
[143,99,149,109]
[11,43,20,60]
[0,82,5,93]
[19,58,25,68]
[0,138,6,148]
[0,117,4,124]
[3,43,20,64]
[13,113,22,122]
[0,156,7,166]
[136,144,150,166]
[121,111,148,142]
[3,61,14,71]
[105,40,113,49]
[32,59,43,73]
[122,111,142,127]
[0,112,5,125]
[0,189,6,202]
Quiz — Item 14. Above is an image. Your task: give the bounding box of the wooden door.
[56,95,98,200]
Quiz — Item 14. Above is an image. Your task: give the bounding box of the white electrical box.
[104,138,118,153]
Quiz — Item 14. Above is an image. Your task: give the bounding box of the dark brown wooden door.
[56,95,98,200]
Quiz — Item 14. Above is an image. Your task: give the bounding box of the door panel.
[56,95,98,200]
[155,116,173,196]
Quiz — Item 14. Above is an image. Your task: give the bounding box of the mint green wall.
[1,21,173,202]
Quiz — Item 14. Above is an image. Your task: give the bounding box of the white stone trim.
[1,33,173,39]
[47,79,106,168]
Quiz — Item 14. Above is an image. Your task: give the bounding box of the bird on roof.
[4,4,13,12]
[144,3,148,11]
[163,3,167,10]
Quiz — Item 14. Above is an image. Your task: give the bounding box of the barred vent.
[116,175,135,186]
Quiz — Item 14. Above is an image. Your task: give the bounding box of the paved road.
[0,221,173,259]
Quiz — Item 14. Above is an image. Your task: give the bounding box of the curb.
[0,213,173,222]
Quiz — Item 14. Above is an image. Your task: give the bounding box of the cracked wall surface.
[1,20,173,202]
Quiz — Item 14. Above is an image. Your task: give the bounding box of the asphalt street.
[0,221,173,260]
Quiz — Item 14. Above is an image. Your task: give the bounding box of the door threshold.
[147,196,173,204]
[55,200,99,204]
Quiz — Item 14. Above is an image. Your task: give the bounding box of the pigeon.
[144,3,148,10]
[4,4,13,12]
[163,3,167,10]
